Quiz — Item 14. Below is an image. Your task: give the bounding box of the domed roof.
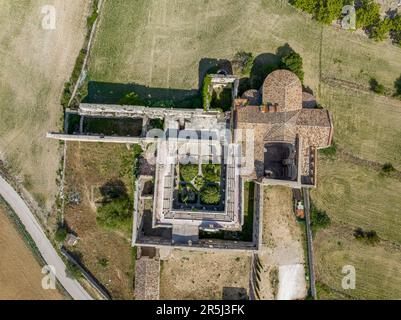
[262,69,302,112]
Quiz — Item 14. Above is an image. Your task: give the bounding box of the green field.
[88,0,401,299]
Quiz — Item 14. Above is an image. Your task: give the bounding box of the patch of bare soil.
[160,250,251,300]
[0,206,64,300]
[259,186,307,300]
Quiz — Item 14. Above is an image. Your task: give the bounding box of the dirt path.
[258,186,307,300]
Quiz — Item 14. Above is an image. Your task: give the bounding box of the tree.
[369,77,385,95]
[200,185,221,205]
[310,204,331,229]
[55,225,68,242]
[96,198,132,230]
[355,0,381,30]
[292,0,317,14]
[232,51,254,75]
[314,0,346,25]
[381,162,395,174]
[390,15,401,45]
[280,50,304,82]
[370,18,392,41]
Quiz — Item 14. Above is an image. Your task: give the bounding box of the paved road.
[302,187,317,299]
[0,175,92,300]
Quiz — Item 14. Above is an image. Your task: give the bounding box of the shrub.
[319,140,337,159]
[292,0,317,14]
[232,51,254,75]
[193,176,205,191]
[97,257,109,268]
[280,50,304,83]
[202,164,221,183]
[395,75,401,97]
[66,261,82,279]
[369,78,385,95]
[310,204,331,230]
[200,185,221,205]
[314,0,345,25]
[96,198,132,231]
[381,162,395,174]
[180,164,198,182]
[370,18,392,41]
[119,92,145,106]
[355,0,381,30]
[202,75,212,111]
[55,225,68,243]
[353,227,379,245]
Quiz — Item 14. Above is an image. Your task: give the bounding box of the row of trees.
[291,0,401,44]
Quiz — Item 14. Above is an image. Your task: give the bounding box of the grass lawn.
[311,157,401,299]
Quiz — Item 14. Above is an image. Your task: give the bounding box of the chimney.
[261,105,268,113]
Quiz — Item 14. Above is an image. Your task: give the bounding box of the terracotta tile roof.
[262,70,302,112]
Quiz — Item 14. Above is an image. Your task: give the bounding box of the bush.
[119,92,145,106]
[292,0,317,14]
[66,261,82,279]
[55,225,68,243]
[202,75,212,110]
[200,185,221,205]
[370,18,392,41]
[369,78,385,95]
[202,164,221,183]
[353,227,379,245]
[319,140,337,158]
[96,198,132,231]
[314,0,345,25]
[395,75,401,97]
[232,51,254,75]
[280,50,304,83]
[355,0,381,30]
[310,204,331,230]
[381,162,395,174]
[180,164,198,182]
[97,257,109,268]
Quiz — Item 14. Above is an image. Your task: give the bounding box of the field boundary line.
[67,0,105,107]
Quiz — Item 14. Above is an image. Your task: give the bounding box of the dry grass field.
[159,250,251,300]
[311,157,401,299]
[86,0,401,299]
[0,0,90,212]
[0,204,64,300]
[64,141,136,299]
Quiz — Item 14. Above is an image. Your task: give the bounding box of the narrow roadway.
[302,187,317,299]
[0,175,92,300]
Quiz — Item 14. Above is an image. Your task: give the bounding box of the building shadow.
[83,81,201,108]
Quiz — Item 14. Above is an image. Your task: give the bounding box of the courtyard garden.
[176,163,223,208]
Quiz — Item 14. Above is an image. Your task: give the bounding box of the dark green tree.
[280,51,304,82]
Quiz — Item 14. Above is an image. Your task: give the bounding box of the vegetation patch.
[200,185,221,205]
[180,164,198,182]
[353,227,379,245]
[369,77,385,95]
[310,203,331,234]
[202,164,221,183]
